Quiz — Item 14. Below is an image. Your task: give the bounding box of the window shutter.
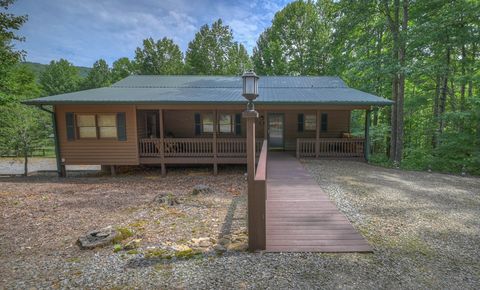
[117,112,127,141]
[297,113,304,132]
[66,112,75,141]
[321,113,328,132]
[194,113,201,135]
[235,113,242,136]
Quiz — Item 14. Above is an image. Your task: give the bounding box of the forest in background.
[0,0,479,175]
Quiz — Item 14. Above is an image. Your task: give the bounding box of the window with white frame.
[304,114,316,131]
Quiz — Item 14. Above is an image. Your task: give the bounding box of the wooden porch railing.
[296,138,365,158]
[139,138,263,158]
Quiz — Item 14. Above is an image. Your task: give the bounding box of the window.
[77,114,97,138]
[98,114,117,138]
[76,114,117,139]
[202,113,214,133]
[321,113,328,132]
[219,113,233,133]
[304,114,316,131]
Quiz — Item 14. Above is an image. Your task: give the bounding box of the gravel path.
[1,161,479,289]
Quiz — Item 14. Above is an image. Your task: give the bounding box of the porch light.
[242,70,259,111]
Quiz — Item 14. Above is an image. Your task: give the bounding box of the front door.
[268,113,284,150]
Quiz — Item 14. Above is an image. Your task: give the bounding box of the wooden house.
[25,75,392,175]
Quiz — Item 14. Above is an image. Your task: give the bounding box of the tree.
[39,59,80,96]
[0,65,47,176]
[111,57,134,82]
[0,0,27,90]
[252,0,332,75]
[82,59,111,89]
[225,43,252,75]
[134,37,184,75]
[185,19,236,75]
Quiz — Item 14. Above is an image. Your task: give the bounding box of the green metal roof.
[24,75,393,106]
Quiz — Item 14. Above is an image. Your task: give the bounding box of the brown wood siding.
[56,105,139,165]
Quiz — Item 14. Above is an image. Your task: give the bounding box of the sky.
[10,0,293,67]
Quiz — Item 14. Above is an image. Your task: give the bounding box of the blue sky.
[11,0,293,67]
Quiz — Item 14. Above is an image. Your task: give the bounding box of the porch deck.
[266,152,372,252]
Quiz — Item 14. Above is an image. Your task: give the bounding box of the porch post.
[315,110,320,158]
[243,109,259,250]
[159,109,166,176]
[263,110,268,140]
[364,109,372,161]
[213,109,218,175]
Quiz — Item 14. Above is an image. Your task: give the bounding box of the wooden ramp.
[266,152,372,252]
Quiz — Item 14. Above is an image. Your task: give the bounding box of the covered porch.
[136,107,372,174]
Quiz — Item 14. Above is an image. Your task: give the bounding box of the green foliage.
[39,59,80,96]
[111,57,134,82]
[134,37,184,75]
[0,0,28,90]
[82,59,111,89]
[186,19,247,75]
[20,61,91,79]
[253,0,332,75]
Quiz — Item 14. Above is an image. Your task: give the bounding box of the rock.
[218,238,230,246]
[77,226,117,250]
[153,192,181,206]
[191,184,213,195]
[227,241,248,252]
[191,237,213,248]
[123,239,142,250]
[214,244,227,252]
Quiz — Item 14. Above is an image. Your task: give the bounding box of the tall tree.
[225,43,252,75]
[82,59,111,89]
[253,0,332,75]
[0,0,27,90]
[134,37,184,75]
[185,19,237,75]
[111,57,134,82]
[39,59,80,96]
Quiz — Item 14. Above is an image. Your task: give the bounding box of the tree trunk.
[439,47,450,136]
[23,142,28,177]
[432,75,441,148]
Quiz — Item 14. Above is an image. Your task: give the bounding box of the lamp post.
[242,70,260,251]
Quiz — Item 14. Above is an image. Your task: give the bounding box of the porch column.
[364,109,372,161]
[263,110,268,140]
[213,109,218,175]
[315,110,320,158]
[243,109,259,250]
[159,109,166,176]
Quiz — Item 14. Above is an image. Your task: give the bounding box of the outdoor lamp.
[242,70,259,111]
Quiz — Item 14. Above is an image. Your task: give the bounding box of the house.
[25,75,392,176]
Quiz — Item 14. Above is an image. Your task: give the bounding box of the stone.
[214,244,227,252]
[191,237,213,248]
[191,184,213,195]
[153,192,181,206]
[227,241,248,252]
[77,226,117,250]
[123,239,142,250]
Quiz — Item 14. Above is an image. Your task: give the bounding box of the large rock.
[191,184,213,195]
[77,227,117,250]
[153,192,181,206]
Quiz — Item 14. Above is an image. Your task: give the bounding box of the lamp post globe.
[242,70,259,111]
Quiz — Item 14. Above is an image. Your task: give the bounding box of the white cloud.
[11,0,294,66]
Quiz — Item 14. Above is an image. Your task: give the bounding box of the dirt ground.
[1,162,479,289]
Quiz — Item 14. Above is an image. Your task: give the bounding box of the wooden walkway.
[266,152,372,252]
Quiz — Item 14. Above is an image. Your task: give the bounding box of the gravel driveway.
[1,161,479,289]
[0,157,99,175]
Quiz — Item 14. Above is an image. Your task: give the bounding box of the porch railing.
[297,138,365,158]
[139,138,263,158]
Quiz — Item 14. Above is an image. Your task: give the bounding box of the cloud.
[11,0,293,67]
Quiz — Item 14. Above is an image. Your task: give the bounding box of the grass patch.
[113,227,134,243]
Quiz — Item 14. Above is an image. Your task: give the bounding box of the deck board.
[266,152,372,253]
